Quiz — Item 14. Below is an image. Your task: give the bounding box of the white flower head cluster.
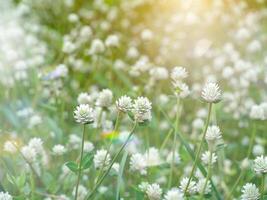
[96,89,113,108]
[105,34,119,47]
[116,95,132,113]
[164,188,184,200]
[253,155,267,175]
[130,153,147,175]
[21,145,37,163]
[179,177,197,195]
[196,179,211,195]
[206,125,222,142]
[201,82,222,103]
[0,192,12,200]
[201,151,217,165]
[171,66,190,98]
[89,38,105,55]
[250,104,266,120]
[74,104,95,124]
[132,96,152,123]
[93,149,111,170]
[241,183,260,200]
[77,92,93,105]
[28,137,44,154]
[3,141,17,154]
[52,144,66,156]
[145,183,162,200]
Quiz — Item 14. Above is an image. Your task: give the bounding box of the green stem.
[184,103,212,194]
[261,174,265,200]
[74,124,86,200]
[201,152,213,199]
[86,122,137,199]
[168,98,180,188]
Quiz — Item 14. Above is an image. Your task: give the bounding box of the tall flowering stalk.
[184,82,221,195]
[73,104,95,200]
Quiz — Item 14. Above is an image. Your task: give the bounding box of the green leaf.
[81,153,94,170]
[16,173,26,188]
[65,161,79,173]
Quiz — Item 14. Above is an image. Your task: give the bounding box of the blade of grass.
[116,151,128,200]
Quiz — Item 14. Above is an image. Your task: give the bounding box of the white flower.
[0,191,12,200]
[149,67,169,80]
[144,147,162,167]
[206,125,222,142]
[250,105,265,120]
[166,151,181,165]
[241,183,260,200]
[116,95,132,112]
[164,188,184,200]
[201,151,217,165]
[72,185,87,200]
[21,145,37,163]
[89,39,105,54]
[105,34,119,47]
[179,177,197,195]
[52,144,66,155]
[132,96,152,123]
[174,82,190,98]
[253,155,267,175]
[28,137,43,154]
[201,82,221,103]
[96,89,113,108]
[74,104,95,124]
[93,149,111,169]
[3,141,17,154]
[146,183,162,200]
[77,93,92,105]
[138,182,149,192]
[171,66,188,83]
[84,141,94,153]
[130,153,147,175]
[196,179,211,195]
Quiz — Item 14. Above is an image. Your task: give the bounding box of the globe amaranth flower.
[201,82,222,103]
[196,179,211,195]
[164,188,184,200]
[74,104,95,124]
[241,183,260,200]
[201,151,217,165]
[179,177,197,195]
[253,155,267,175]
[116,95,132,113]
[0,191,12,200]
[96,89,113,108]
[205,126,222,146]
[132,96,152,123]
[146,183,162,200]
[93,149,111,170]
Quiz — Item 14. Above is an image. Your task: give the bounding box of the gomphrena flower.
[77,92,92,105]
[74,104,95,124]
[96,89,113,108]
[116,95,132,112]
[205,125,222,142]
[250,105,265,120]
[132,96,152,123]
[179,177,197,195]
[201,151,217,165]
[130,153,147,175]
[21,145,37,163]
[196,179,211,195]
[146,183,162,200]
[93,149,111,170]
[164,188,184,200]
[28,137,44,154]
[0,191,12,200]
[241,183,260,200]
[89,38,105,55]
[171,66,188,83]
[3,141,17,154]
[105,34,119,47]
[201,82,222,103]
[253,155,267,175]
[52,144,66,156]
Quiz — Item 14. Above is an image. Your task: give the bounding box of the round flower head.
[77,93,92,105]
[0,191,12,200]
[93,149,111,170]
[179,177,197,195]
[201,151,217,165]
[28,137,43,154]
[4,141,17,154]
[130,153,147,175]
[241,183,260,200]
[201,82,221,103]
[96,89,113,108]
[206,125,222,142]
[89,39,105,55]
[132,96,152,123]
[250,105,265,120]
[146,183,162,200]
[105,34,119,47]
[164,188,184,200]
[196,179,211,195]
[21,145,37,163]
[116,95,132,112]
[253,155,267,175]
[171,66,188,82]
[52,144,66,155]
[74,104,95,124]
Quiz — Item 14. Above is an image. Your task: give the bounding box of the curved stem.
[201,152,213,199]
[74,124,86,200]
[86,122,137,200]
[184,103,212,194]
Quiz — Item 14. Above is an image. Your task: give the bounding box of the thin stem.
[184,103,212,194]
[201,152,213,199]
[168,98,180,188]
[261,174,265,200]
[86,122,137,200]
[74,124,86,200]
